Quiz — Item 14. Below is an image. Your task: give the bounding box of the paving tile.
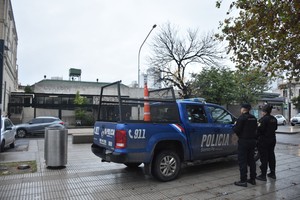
[160,187,188,198]
[177,184,203,194]
[19,186,43,196]
[119,191,168,200]
[19,193,45,200]
[213,192,247,200]
[189,190,218,199]
[0,188,22,199]
[170,194,199,200]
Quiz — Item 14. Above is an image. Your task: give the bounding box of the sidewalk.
[276,125,300,134]
[67,128,93,135]
[0,128,299,199]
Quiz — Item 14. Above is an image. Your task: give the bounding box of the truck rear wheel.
[152,150,181,182]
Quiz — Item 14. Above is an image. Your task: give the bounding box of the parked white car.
[274,114,287,125]
[1,117,16,152]
[290,113,300,126]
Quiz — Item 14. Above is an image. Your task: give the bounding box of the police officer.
[233,103,257,187]
[256,104,277,181]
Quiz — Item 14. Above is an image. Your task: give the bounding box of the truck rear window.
[98,100,180,123]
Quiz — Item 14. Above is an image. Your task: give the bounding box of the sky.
[11,0,232,87]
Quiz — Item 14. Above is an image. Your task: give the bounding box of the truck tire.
[124,163,141,168]
[152,150,181,182]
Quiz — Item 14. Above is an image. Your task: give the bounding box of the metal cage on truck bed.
[97,81,180,123]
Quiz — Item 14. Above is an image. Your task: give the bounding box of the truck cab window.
[208,106,234,124]
[186,105,207,123]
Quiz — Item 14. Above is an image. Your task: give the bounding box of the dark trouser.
[238,139,257,182]
[258,137,276,176]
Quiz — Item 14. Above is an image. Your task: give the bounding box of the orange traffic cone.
[144,82,151,121]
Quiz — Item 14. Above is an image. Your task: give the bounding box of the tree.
[74,91,87,105]
[24,85,33,93]
[291,96,300,112]
[216,0,300,80]
[233,69,270,104]
[191,67,269,105]
[148,23,224,98]
[74,91,87,125]
[191,66,236,106]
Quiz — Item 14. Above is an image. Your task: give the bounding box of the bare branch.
[147,23,224,98]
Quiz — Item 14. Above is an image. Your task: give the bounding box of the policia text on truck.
[91,81,239,181]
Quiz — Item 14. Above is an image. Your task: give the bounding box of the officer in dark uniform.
[256,104,277,181]
[233,103,257,187]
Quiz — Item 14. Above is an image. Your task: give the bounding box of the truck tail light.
[115,130,126,149]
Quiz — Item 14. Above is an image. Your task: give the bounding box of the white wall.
[0,0,18,116]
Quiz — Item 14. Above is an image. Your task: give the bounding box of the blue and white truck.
[91,81,238,181]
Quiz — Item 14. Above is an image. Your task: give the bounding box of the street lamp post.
[138,24,157,87]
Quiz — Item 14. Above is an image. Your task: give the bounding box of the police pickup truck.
[91,81,238,181]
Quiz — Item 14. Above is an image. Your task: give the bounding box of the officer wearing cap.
[233,103,257,187]
[256,104,277,181]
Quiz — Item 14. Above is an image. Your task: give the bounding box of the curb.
[276,131,300,135]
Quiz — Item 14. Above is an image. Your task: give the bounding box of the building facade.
[276,79,300,120]
[9,79,145,125]
[0,0,18,116]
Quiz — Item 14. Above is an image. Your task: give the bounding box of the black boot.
[234,181,247,187]
[267,172,276,179]
[247,179,256,185]
[256,174,267,181]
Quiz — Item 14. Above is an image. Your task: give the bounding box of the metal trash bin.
[44,124,68,167]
